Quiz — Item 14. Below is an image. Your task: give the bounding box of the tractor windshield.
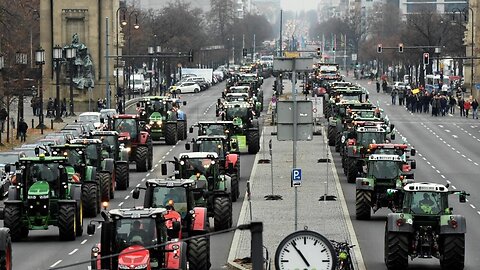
[152,187,188,216]
[114,118,138,139]
[368,160,400,179]
[202,125,226,136]
[226,107,248,120]
[410,191,444,215]
[358,132,385,145]
[197,140,224,156]
[28,163,60,183]
[182,158,214,176]
[114,218,157,249]
[64,149,83,165]
[85,145,99,166]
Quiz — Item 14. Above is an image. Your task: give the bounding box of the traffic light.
[399,43,404,53]
[242,48,248,57]
[377,44,382,53]
[423,52,430,65]
[317,48,321,56]
[188,50,194,62]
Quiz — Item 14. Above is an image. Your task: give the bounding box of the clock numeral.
[281,260,289,262]
[321,248,327,253]
[322,260,330,262]
[284,248,290,253]
[314,240,318,246]
[303,237,306,245]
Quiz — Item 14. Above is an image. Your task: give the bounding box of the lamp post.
[127,11,140,98]
[65,46,76,116]
[156,45,162,95]
[15,51,28,139]
[0,53,4,145]
[452,7,475,94]
[148,46,154,95]
[116,6,127,113]
[35,47,46,130]
[53,45,63,122]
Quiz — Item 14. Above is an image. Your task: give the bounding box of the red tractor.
[368,143,416,178]
[112,114,153,172]
[87,207,188,270]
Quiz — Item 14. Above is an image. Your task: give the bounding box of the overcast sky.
[281,0,318,12]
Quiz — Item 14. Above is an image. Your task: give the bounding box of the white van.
[129,74,145,93]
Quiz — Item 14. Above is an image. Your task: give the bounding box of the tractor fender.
[68,184,82,201]
[225,154,239,170]
[219,175,232,194]
[386,213,414,233]
[356,178,374,191]
[165,241,187,269]
[102,158,115,174]
[0,228,10,250]
[118,150,129,162]
[440,215,466,234]
[86,166,97,182]
[7,186,19,201]
[138,131,150,144]
[176,110,186,121]
[191,207,209,232]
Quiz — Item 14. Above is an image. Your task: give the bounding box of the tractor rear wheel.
[214,197,232,231]
[165,123,178,145]
[247,130,260,154]
[98,172,111,202]
[231,174,239,202]
[135,146,148,172]
[347,159,357,183]
[355,189,372,220]
[188,236,211,270]
[0,228,12,270]
[115,163,130,190]
[335,132,342,152]
[384,230,409,270]
[82,183,98,217]
[58,204,76,241]
[440,234,465,270]
[328,127,336,146]
[177,121,186,140]
[4,204,26,242]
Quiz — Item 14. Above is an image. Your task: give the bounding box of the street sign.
[351,53,357,61]
[291,168,302,187]
[277,100,313,141]
[284,51,301,58]
[273,57,314,72]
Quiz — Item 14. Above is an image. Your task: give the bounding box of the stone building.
[465,0,479,98]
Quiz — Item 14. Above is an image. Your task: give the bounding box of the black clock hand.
[292,241,310,267]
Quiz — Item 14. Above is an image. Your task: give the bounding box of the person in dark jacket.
[472,98,479,119]
[449,96,457,114]
[440,95,448,116]
[458,97,465,117]
[18,118,28,142]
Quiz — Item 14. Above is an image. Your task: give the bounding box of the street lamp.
[0,53,4,145]
[65,46,76,116]
[452,7,475,94]
[156,46,162,95]
[148,46,154,95]
[127,11,140,98]
[116,6,127,113]
[53,45,63,122]
[35,47,46,130]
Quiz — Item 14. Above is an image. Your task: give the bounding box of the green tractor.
[89,131,130,190]
[384,182,469,270]
[69,139,116,201]
[51,144,102,217]
[190,121,240,153]
[138,96,187,143]
[355,153,416,220]
[133,178,211,269]
[185,135,240,201]
[161,152,233,231]
[1,155,83,241]
[217,101,260,154]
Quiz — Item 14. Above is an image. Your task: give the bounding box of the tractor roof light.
[102,201,109,210]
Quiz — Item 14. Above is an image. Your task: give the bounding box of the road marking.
[477,211,480,215]
[436,170,441,174]
[141,178,146,182]
[146,173,150,177]
[438,125,444,128]
[130,189,135,193]
[118,202,124,207]
[97,224,102,229]
[150,169,154,172]
[446,180,451,184]
[431,165,436,169]
[456,151,461,154]
[50,260,62,268]
[470,204,476,209]
[452,135,458,138]
[447,144,451,147]
[172,145,176,148]
[475,162,479,166]
[445,129,451,133]
[427,161,431,165]
[81,239,88,245]
[155,164,158,168]
[441,175,445,178]
[136,183,141,187]
[452,185,457,190]
[125,195,130,200]
[452,147,456,151]
[422,157,427,160]
[162,155,166,159]
[468,158,472,162]
[462,154,466,158]
[418,153,422,157]
[68,248,78,255]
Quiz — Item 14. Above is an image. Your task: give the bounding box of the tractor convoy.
[321,72,469,270]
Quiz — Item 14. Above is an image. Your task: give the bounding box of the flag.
[412,88,420,94]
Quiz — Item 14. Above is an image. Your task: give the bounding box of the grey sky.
[281,0,318,11]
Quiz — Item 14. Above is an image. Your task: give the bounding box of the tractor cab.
[88,207,186,270]
[192,121,235,137]
[402,183,458,217]
[366,154,405,184]
[89,131,121,160]
[113,115,142,143]
[51,144,87,180]
[188,135,228,157]
[175,152,220,184]
[69,139,104,167]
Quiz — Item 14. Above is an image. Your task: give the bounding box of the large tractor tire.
[135,146,149,172]
[188,236,211,270]
[147,138,153,170]
[165,123,178,145]
[355,189,372,220]
[346,159,358,183]
[98,172,111,202]
[3,204,26,242]
[231,174,239,202]
[247,130,260,154]
[82,183,98,217]
[58,204,76,241]
[384,230,409,270]
[177,121,186,140]
[440,234,465,270]
[335,132,342,152]
[0,228,12,270]
[328,127,336,146]
[115,163,130,190]
[75,203,83,237]
[213,197,232,231]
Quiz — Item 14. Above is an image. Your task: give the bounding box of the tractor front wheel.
[177,121,186,140]
[231,174,239,202]
[440,234,465,270]
[328,126,336,146]
[188,236,211,270]
[346,159,357,183]
[0,228,12,270]
[82,183,98,217]
[355,189,372,220]
[214,197,232,231]
[58,204,76,241]
[384,230,409,270]
[115,163,130,190]
[165,123,178,145]
[98,172,111,202]
[135,146,149,172]
[247,131,260,154]
[3,204,26,242]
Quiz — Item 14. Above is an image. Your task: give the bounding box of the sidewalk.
[228,80,365,269]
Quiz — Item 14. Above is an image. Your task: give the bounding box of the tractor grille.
[28,198,49,225]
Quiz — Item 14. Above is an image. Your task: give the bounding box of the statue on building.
[66,33,95,89]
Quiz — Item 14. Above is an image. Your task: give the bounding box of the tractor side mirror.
[87,224,96,235]
[34,147,40,156]
[183,101,187,106]
[390,124,395,131]
[410,161,416,170]
[172,221,181,233]
[185,143,191,151]
[132,188,140,199]
[410,148,416,156]
[4,164,10,173]
[459,193,467,203]
[390,134,395,140]
[161,163,167,176]
[189,127,194,133]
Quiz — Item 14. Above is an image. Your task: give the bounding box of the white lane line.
[97,224,102,229]
[150,169,154,172]
[452,135,458,138]
[50,260,62,268]
[446,180,451,184]
[136,183,141,187]
[68,249,78,255]
[141,178,146,182]
[81,239,88,245]
[475,162,479,166]
[422,157,427,160]
[118,202,124,207]
[427,161,431,165]
[468,158,472,162]
[447,144,451,147]
[436,170,441,174]
[125,195,130,200]
[155,164,158,168]
[477,139,480,142]
[441,175,445,179]
[431,166,436,169]
[418,153,423,157]
[146,173,150,177]
[462,154,466,158]
[452,148,456,151]
[452,185,457,190]
[172,145,176,148]
[162,155,166,159]
[438,125,444,128]
[445,129,451,133]
[470,204,476,209]
[456,151,461,154]
[130,189,135,193]
[477,211,480,215]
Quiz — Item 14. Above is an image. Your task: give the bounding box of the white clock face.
[277,234,335,270]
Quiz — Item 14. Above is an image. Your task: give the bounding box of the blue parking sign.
[291,168,302,187]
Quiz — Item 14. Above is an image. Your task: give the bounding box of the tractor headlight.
[39,195,49,199]
[150,121,155,125]
[156,121,162,125]
[135,264,148,269]
[27,195,37,199]
[125,147,131,152]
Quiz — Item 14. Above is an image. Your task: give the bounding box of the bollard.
[51,119,54,130]
[31,119,34,129]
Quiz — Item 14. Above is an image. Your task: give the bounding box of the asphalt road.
[3,77,273,270]
[332,78,480,270]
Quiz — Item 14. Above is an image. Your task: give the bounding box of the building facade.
[399,0,467,15]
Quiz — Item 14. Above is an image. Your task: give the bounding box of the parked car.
[78,112,103,130]
[170,82,201,94]
[44,133,71,144]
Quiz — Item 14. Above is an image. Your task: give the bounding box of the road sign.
[284,51,301,58]
[291,168,302,187]
[351,53,357,61]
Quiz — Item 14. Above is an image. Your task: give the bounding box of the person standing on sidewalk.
[391,88,397,105]
[464,99,471,118]
[0,108,7,133]
[18,118,28,142]
[458,97,465,117]
[449,95,456,114]
[472,98,479,119]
